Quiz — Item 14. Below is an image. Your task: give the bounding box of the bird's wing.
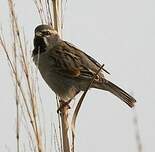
[47,41,106,81]
[63,41,110,74]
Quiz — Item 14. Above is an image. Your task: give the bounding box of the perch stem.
[60,101,70,152]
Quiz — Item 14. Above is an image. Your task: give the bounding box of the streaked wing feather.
[47,41,107,81]
[63,41,110,74]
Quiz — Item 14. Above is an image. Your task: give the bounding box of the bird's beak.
[35,31,42,37]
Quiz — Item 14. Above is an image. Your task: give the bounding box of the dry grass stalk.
[11,13,20,152]
[133,109,143,152]
[34,0,69,151]
[56,96,64,152]
[1,0,46,151]
[51,0,70,151]
[33,0,47,24]
[33,1,104,152]
[71,64,104,152]
[59,105,70,152]
[1,0,105,151]
[33,0,66,151]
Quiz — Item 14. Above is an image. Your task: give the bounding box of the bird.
[32,24,136,109]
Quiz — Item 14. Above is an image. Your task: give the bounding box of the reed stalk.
[52,0,70,151]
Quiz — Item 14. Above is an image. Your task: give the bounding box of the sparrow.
[32,24,136,108]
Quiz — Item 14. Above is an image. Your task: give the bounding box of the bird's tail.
[97,79,136,108]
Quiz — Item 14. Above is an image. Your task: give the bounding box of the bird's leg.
[57,91,80,113]
[57,99,71,114]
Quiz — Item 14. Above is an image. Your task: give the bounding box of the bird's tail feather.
[100,79,136,108]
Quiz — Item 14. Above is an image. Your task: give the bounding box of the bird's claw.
[57,100,71,114]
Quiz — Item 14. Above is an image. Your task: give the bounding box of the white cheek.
[43,37,49,46]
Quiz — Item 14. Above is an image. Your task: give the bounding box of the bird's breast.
[33,52,79,101]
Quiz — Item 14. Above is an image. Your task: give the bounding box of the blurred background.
[0,0,155,151]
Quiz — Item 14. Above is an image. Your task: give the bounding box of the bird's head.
[34,24,60,51]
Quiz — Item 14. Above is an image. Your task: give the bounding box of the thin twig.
[133,108,143,152]
[59,102,70,152]
[71,64,104,152]
[56,96,63,152]
[1,0,46,151]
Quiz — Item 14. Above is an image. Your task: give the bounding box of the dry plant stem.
[1,34,37,151]
[25,72,43,152]
[71,64,105,152]
[16,88,20,152]
[52,0,62,35]
[133,109,143,152]
[56,97,63,152]
[3,1,44,151]
[11,19,20,152]
[35,0,67,151]
[52,0,59,31]
[33,0,46,23]
[60,101,70,152]
[14,50,20,152]
[45,0,53,24]
[52,0,69,151]
[1,35,42,152]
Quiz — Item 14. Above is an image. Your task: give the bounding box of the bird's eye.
[42,31,51,35]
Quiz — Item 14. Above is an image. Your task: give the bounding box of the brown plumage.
[33,24,136,108]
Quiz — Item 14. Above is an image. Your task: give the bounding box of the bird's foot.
[57,100,71,114]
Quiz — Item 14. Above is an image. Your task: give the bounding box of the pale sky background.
[0,0,155,151]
